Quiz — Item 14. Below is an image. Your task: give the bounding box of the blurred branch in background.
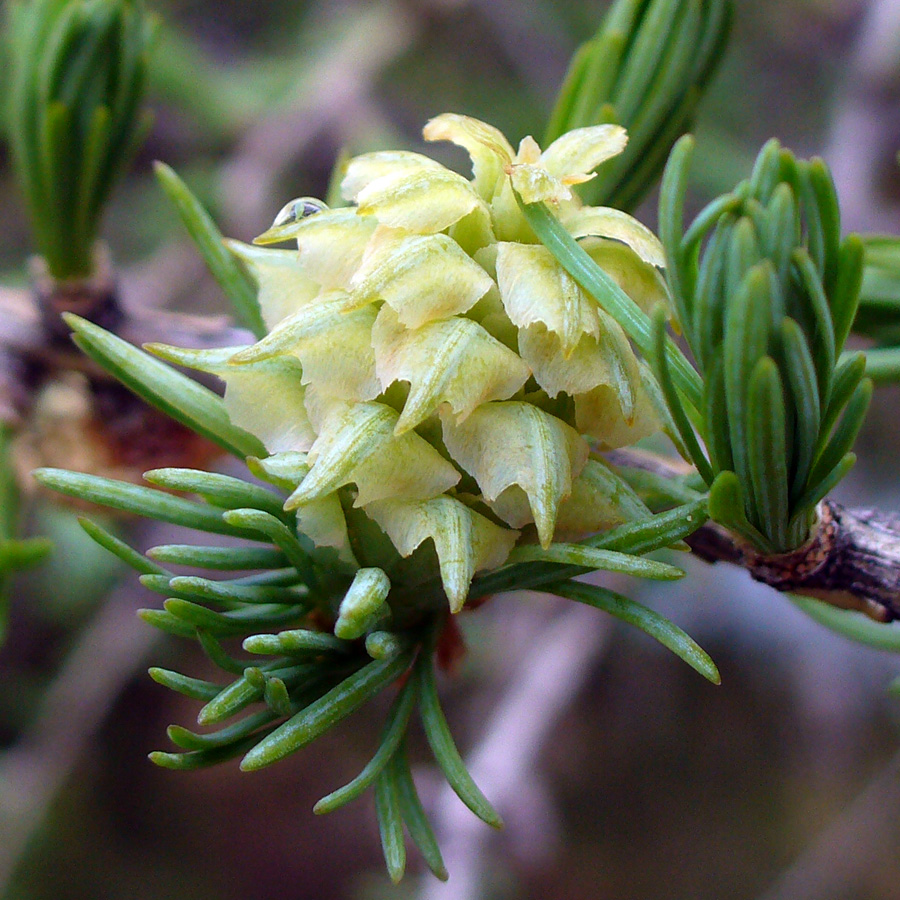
[757,749,900,900]
[824,0,900,234]
[418,598,611,900]
[218,1,416,235]
[430,0,574,107]
[0,425,51,642]
[0,571,159,893]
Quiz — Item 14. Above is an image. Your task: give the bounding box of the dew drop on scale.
[271,197,329,228]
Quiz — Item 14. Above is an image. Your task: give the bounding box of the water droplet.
[271,197,329,228]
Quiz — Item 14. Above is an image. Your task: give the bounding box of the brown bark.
[687,501,900,623]
[607,449,900,623]
[1,252,246,487]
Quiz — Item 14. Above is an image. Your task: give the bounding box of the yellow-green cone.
[153,114,671,610]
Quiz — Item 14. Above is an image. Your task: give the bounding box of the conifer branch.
[608,448,900,622]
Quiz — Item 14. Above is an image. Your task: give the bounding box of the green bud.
[365,631,406,660]
[334,568,390,640]
[659,137,870,553]
[7,0,156,278]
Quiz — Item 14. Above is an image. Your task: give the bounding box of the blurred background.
[3,0,900,898]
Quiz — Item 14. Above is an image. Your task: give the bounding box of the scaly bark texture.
[688,501,900,622]
[608,448,900,622]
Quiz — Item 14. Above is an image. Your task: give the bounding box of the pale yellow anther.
[356,168,486,235]
[275,207,376,291]
[583,238,670,315]
[372,306,531,433]
[517,314,639,421]
[227,241,319,329]
[423,114,514,201]
[146,343,317,453]
[350,227,493,328]
[496,242,600,355]
[229,291,380,403]
[515,135,542,165]
[553,459,651,540]
[509,163,573,205]
[365,496,518,612]
[441,402,589,548]
[539,124,627,182]
[229,291,367,364]
[285,306,380,403]
[563,208,666,268]
[296,492,357,567]
[341,151,446,203]
[220,357,318,454]
[186,113,672,601]
[507,125,627,205]
[286,402,459,509]
[575,362,663,449]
